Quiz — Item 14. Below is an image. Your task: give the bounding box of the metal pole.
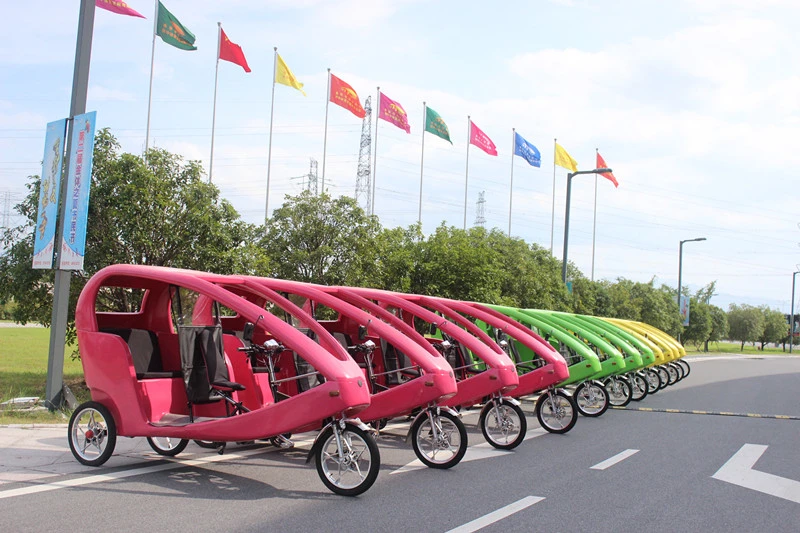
[145,0,158,152]
[208,23,221,184]
[321,68,330,193]
[561,172,574,283]
[45,0,95,410]
[508,128,514,237]
[371,86,380,216]
[791,272,798,353]
[264,47,277,223]
[464,116,470,230]
[590,171,598,280]
[550,138,557,254]
[418,101,426,226]
[677,241,684,306]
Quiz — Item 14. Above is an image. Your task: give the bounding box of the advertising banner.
[32,119,67,269]
[59,111,96,270]
[680,295,690,327]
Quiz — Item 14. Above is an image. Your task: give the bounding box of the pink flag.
[469,120,497,156]
[95,0,146,18]
[378,92,411,133]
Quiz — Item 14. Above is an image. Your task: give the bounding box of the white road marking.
[445,495,545,533]
[590,449,640,470]
[391,428,547,475]
[712,444,800,504]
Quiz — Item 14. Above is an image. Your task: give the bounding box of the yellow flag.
[275,53,306,96]
[554,143,578,172]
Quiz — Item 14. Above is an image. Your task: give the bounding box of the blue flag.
[514,132,541,167]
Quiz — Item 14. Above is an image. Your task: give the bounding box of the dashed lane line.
[611,406,799,420]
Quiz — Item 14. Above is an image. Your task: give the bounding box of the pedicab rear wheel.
[315,423,380,496]
[574,381,609,417]
[411,410,468,469]
[479,399,527,450]
[147,437,189,456]
[630,372,649,402]
[605,376,632,407]
[68,401,117,467]
[535,390,577,434]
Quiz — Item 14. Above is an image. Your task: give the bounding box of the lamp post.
[677,237,707,306]
[561,168,612,283]
[791,271,800,353]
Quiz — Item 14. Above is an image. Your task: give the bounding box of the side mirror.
[358,324,368,341]
[243,322,255,342]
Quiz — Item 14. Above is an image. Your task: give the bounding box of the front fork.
[406,403,460,443]
[305,416,370,463]
[490,392,520,420]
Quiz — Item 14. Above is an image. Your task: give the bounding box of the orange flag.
[218,28,251,73]
[596,151,618,187]
[329,74,365,119]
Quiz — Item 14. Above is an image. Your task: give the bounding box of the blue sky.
[2,0,799,311]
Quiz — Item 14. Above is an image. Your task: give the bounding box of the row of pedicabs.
[69,265,690,496]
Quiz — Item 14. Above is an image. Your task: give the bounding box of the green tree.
[705,305,728,352]
[681,298,712,348]
[727,304,765,351]
[757,305,788,350]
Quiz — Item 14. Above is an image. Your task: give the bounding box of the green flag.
[424,106,452,144]
[156,1,197,51]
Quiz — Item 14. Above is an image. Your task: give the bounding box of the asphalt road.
[1,356,798,532]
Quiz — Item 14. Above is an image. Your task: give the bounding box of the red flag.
[95,0,145,18]
[330,74,366,119]
[596,151,618,187]
[378,92,411,133]
[469,120,497,156]
[218,28,251,73]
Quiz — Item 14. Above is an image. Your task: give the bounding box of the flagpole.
[464,116,470,230]
[418,101,426,226]
[371,86,380,216]
[321,68,331,193]
[209,22,221,184]
[550,137,557,254]
[508,128,515,237]
[265,47,278,223]
[144,0,158,152]
[591,147,599,281]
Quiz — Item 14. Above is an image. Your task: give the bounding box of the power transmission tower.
[290,158,319,195]
[355,95,372,213]
[1,190,10,230]
[475,190,486,228]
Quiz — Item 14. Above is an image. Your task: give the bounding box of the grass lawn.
[0,326,86,424]
[684,341,792,356]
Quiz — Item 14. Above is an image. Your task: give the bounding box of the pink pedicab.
[69,265,378,496]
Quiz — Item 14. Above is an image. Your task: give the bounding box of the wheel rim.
[415,415,462,465]
[667,365,678,383]
[71,408,110,463]
[541,394,572,430]
[646,371,659,391]
[485,405,522,446]
[150,437,181,452]
[607,379,630,405]
[576,384,605,415]
[320,429,373,491]
[632,376,647,400]
[657,368,669,387]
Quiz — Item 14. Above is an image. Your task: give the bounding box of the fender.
[305,418,370,463]
[405,406,460,443]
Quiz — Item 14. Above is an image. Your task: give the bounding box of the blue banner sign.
[32,119,67,269]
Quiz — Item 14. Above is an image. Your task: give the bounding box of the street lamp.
[790,271,800,353]
[677,237,707,307]
[561,168,612,283]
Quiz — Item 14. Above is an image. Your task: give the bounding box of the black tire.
[535,390,578,434]
[645,369,661,394]
[370,418,388,431]
[630,372,649,402]
[315,423,380,496]
[194,440,221,449]
[68,401,117,467]
[677,359,690,378]
[605,376,632,407]
[147,437,189,456]
[479,399,527,450]
[574,381,609,417]
[670,362,685,381]
[411,410,468,469]
[656,366,670,389]
[664,364,679,385]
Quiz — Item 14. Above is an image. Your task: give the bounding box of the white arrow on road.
[712,444,800,504]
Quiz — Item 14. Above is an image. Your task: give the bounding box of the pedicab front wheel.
[677,359,691,378]
[147,437,189,456]
[68,401,117,467]
[535,390,577,434]
[411,410,468,469]
[630,372,649,402]
[605,376,632,407]
[315,422,380,496]
[574,381,609,417]
[479,399,527,450]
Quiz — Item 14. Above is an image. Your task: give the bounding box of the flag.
[554,142,577,172]
[329,74,365,119]
[514,132,541,167]
[379,92,410,133]
[218,28,250,72]
[95,0,145,18]
[275,54,306,96]
[156,1,196,51]
[469,120,497,156]
[596,151,618,187]
[424,106,452,144]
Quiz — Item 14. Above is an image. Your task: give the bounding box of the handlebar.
[238,339,285,356]
[347,339,376,355]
